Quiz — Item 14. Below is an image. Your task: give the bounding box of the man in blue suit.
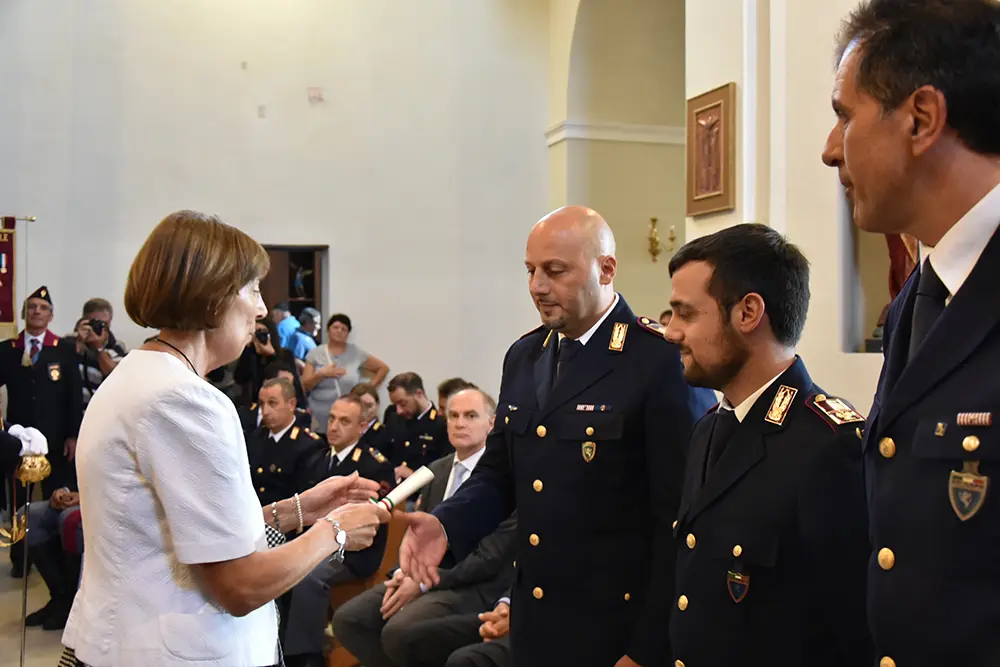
[398,206,716,667]
[822,1,1000,665]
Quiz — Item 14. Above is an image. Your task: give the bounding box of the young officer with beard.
[664,224,872,667]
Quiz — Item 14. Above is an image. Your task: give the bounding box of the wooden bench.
[326,512,408,667]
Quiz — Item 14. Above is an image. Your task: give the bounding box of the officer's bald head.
[525,206,618,337]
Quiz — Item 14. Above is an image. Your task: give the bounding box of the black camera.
[89,319,105,336]
[255,330,270,344]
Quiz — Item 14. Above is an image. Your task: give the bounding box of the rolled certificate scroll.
[374,465,435,511]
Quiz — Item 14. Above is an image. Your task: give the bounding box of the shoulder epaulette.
[249,402,257,411]
[369,447,388,464]
[429,408,437,421]
[290,426,300,440]
[806,393,866,432]
[636,316,666,338]
[305,428,321,441]
[373,422,382,431]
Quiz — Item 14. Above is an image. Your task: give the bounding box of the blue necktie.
[29,339,40,365]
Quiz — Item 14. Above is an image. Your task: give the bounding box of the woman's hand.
[320,364,347,379]
[298,471,382,525]
[326,501,390,551]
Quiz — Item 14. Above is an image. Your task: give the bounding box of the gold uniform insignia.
[307,429,321,441]
[582,441,597,463]
[373,422,382,431]
[352,447,363,463]
[811,394,865,425]
[290,426,300,440]
[609,322,628,352]
[636,316,667,338]
[370,447,387,464]
[764,385,797,425]
[48,363,60,382]
[430,409,437,421]
[949,460,988,521]
[542,330,553,349]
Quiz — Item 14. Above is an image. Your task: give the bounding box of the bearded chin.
[686,329,749,391]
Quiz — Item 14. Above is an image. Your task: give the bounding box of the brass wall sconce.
[647,217,676,263]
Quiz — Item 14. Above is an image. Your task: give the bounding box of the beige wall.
[0,0,550,397]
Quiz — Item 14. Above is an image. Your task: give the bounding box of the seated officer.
[240,362,310,438]
[664,224,872,666]
[351,382,392,456]
[385,372,451,483]
[283,394,395,667]
[247,378,325,507]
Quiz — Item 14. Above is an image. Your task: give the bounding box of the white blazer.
[62,350,278,666]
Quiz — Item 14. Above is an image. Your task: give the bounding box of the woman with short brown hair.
[61,210,389,666]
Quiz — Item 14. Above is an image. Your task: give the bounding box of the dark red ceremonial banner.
[0,221,16,331]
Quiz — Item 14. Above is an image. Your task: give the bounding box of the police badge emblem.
[47,363,60,382]
[582,441,597,463]
[727,570,750,603]
[949,460,988,522]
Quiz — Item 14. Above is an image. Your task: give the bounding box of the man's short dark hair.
[83,298,113,318]
[350,382,380,405]
[835,0,1000,155]
[273,302,290,313]
[437,377,477,401]
[387,372,424,395]
[261,377,296,401]
[659,309,672,320]
[668,223,810,347]
[300,307,320,327]
[262,360,297,381]
[333,394,365,421]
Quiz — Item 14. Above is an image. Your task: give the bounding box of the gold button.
[675,662,685,667]
[879,437,896,459]
[963,435,980,452]
[815,393,827,402]
[586,426,595,436]
[677,595,688,611]
[880,658,895,667]
[277,467,282,473]
[733,544,743,558]
[624,593,631,601]
[529,534,540,546]
[259,487,265,493]
[505,416,509,424]
[513,560,516,568]
[405,441,411,448]
[686,533,696,549]
[533,479,543,492]
[257,467,263,474]
[536,425,547,438]
[402,461,407,467]
[878,547,895,571]
[532,587,544,600]
[672,520,678,530]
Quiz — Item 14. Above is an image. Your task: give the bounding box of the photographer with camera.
[234,316,298,406]
[74,299,127,412]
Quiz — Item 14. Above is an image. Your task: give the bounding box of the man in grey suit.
[333,388,516,667]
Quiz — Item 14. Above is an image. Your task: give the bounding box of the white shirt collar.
[454,444,486,472]
[417,403,433,421]
[334,440,360,464]
[270,419,295,442]
[26,332,44,347]
[362,418,377,435]
[559,293,619,347]
[720,367,788,423]
[922,182,1000,300]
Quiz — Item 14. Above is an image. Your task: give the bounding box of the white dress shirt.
[719,367,790,423]
[334,440,360,465]
[443,445,487,501]
[270,419,295,442]
[922,182,1000,304]
[63,350,278,666]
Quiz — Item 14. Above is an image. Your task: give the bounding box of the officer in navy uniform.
[247,378,326,507]
[240,400,310,440]
[239,360,310,437]
[385,372,451,480]
[0,286,82,499]
[822,3,1000,664]
[349,382,394,457]
[398,207,716,667]
[283,393,395,667]
[664,225,872,666]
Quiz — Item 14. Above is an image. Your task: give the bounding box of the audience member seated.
[399,588,513,667]
[24,484,82,630]
[234,317,297,408]
[333,388,515,667]
[247,378,326,507]
[352,382,393,456]
[302,313,389,434]
[289,306,320,362]
[240,361,309,437]
[385,372,452,483]
[283,394,395,667]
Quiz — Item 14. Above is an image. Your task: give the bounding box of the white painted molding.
[545,121,685,147]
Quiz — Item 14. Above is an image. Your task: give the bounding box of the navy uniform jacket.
[386,406,451,472]
[670,358,872,667]
[297,443,395,579]
[0,331,82,495]
[248,422,327,507]
[432,295,716,667]
[240,402,310,439]
[358,419,392,458]
[863,226,1000,665]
